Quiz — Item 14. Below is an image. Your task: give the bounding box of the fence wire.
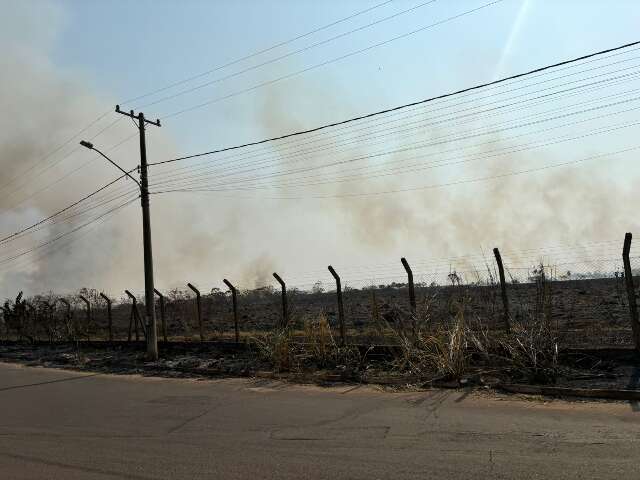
[2,250,639,348]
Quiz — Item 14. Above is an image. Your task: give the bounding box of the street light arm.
[79,141,141,187]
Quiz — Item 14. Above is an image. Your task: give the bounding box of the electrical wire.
[0,186,140,248]
[149,94,640,192]
[121,0,396,106]
[149,53,640,178]
[148,78,640,191]
[0,111,114,196]
[152,144,640,199]
[150,38,640,166]
[137,0,438,110]
[0,1,398,206]
[158,0,507,121]
[163,119,640,193]
[0,198,137,273]
[0,169,137,245]
[0,197,138,267]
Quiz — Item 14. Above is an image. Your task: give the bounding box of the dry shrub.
[500,265,559,383]
[500,319,558,384]
[251,328,293,372]
[303,312,334,367]
[394,300,471,381]
[392,289,560,384]
[252,312,362,373]
[303,311,365,372]
[421,313,468,380]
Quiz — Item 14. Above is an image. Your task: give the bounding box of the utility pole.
[115,105,160,360]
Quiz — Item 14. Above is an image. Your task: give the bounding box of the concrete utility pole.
[80,105,161,360]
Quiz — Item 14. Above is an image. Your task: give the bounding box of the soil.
[1,341,638,394]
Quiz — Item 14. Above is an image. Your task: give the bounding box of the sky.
[1,0,640,300]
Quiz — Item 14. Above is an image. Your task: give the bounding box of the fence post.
[154,289,167,343]
[48,301,57,342]
[125,290,145,342]
[622,233,640,351]
[1,306,11,341]
[49,301,56,341]
[24,302,36,342]
[0,306,6,341]
[187,283,204,342]
[57,298,73,340]
[493,247,512,333]
[99,293,113,342]
[78,295,92,341]
[272,273,288,329]
[223,279,239,343]
[401,257,417,339]
[327,266,346,346]
[42,301,54,343]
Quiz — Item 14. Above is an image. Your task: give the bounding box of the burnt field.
[2,275,639,394]
[116,276,636,348]
[5,275,634,349]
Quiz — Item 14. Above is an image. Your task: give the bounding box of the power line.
[158,0,506,121]
[0,1,506,221]
[149,91,640,191]
[0,197,137,266]
[0,118,133,215]
[121,0,395,106]
[0,187,139,248]
[0,173,131,244]
[137,0,437,110]
[152,145,640,199]
[0,131,139,216]
[148,74,640,190]
[8,47,636,253]
[0,1,397,206]
[149,53,640,178]
[160,119,639,193]
[150,39,640,166]
[0,111,113,196]
[150,112,640,192]
[0,198,137,272]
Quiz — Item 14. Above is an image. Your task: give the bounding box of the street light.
[79,137,158,360]
[79,141,140,187]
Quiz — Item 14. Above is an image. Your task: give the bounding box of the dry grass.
[388,280,561,384]
[303,312,335,367]
[251,311,368,374]
[392,299,471,381]
[251,328,293,372]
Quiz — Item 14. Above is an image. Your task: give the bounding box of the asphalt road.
[0,362,638,479]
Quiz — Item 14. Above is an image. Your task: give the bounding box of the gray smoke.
[2,3,639,301]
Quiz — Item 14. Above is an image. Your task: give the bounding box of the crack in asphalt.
[0,372,101,392]
[0,451,155,480]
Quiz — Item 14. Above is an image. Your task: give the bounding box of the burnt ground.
[13,276,633,348]
[0,341,638,394]
[3,276,639,397]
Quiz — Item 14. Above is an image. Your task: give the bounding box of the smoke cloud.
[1,3,639,300]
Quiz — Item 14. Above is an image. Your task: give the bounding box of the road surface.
[0,362,638,479]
